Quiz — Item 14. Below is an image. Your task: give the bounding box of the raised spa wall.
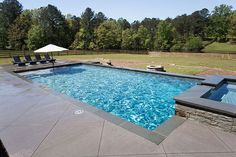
[176,104,236,133]
[175,76,236,134]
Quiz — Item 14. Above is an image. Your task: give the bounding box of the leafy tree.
[172,14,191,40]
[72,8,95,49]
[0,11,7,48]
[0,0,22,48]
[37,5,70,47]
[94,12,107,28]
[132,32,140,50]
[80,8,95,36]
[8,11,32,50]
[27,25,45,50]
[228,13,236,40]
[66,15,80,46]
[154,21,175,51]
[165,17,172,23]
[141,18,159,32]
[0,0,22,24]
[136,25,152,50]
[117,18,130,30]
[121,29,134,49]
[170,31,184,52]
[189,8,209,38]
[95,20,121,49]
[70,29,87,49]
[140,18,159,50]
[184,36,203,52]
[28,8,42,25]
[131,20,141,31]
[1,2,236,52]
[170,41,184,52]
[208,4,233,41]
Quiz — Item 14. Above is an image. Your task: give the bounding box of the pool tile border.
[6,61,205,81]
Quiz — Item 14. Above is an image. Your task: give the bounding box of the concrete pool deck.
[1,64,236,157]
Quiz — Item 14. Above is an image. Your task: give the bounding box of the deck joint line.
[30,105,70,157]
[97,120,105,157]
[208,126,234,152]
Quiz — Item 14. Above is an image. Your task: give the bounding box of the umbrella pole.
[51,52,55,69]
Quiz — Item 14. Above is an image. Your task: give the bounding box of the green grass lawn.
[0,58,11,65]
[1,53,236,75]
[57,53,236,75]
[203,42,236,53]
[131,64,206,75]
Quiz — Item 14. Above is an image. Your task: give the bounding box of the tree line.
[0,0,236,52]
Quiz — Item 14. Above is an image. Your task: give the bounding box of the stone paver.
[0,95,35,126]
[99,121,165,156]
[209,126,236,152]
[0,124,54,157]
[59,104,104,124]
[32,122,104,157]
[162,120,231,153]
[11,97,69,126]
[32,105,104,157]
[0,72,51,127]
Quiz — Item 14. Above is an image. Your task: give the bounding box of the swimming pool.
[20,64,198,130]
[206,82,236,105]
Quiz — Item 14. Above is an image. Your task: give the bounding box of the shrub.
[170,42,184,52]
[184,36,203,52]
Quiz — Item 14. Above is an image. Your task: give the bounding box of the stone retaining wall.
[176,104,236,133]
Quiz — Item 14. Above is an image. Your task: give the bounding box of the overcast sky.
[5,0,236,22]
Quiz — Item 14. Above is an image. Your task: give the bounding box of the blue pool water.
[20,64,198,130]
[207,82,236,105]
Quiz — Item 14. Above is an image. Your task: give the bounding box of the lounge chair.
[44,53,56,63]
[24,55,37,65]
[35,54,47,64]
[12,56,26,66]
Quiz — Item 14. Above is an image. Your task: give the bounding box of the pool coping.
[2,62,193,145]
[10,61,206,81]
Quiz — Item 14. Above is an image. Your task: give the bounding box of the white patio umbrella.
[34,44,68,53]
[34,44,68,66]
[34,44,68,59]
